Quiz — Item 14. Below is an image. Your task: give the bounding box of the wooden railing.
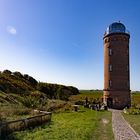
[0,111,52,138]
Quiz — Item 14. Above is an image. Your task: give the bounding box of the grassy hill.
[0,70,79,122]
[0,70,79,101]
[0,70,37,94]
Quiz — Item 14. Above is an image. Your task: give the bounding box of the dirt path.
[111,109,140,140]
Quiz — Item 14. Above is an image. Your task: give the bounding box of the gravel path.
[111,109,140,140]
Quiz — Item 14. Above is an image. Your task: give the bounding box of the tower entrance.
[107,97,113,108]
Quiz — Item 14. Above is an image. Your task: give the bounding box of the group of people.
[84,97,107,110]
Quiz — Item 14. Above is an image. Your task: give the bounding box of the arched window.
[127,65,129,71]
[109,48,112,55]
[109,80,112,87]
[126,48,129,55]
[109,64,113,71]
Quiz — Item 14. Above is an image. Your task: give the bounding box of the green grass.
[123,114,140,135]
[80,90,103,97]
[122,92,140,135]
[131,92,140,108]
[8,107,114,140]
[69,90,103,103]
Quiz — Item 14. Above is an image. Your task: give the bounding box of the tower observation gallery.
[103,22,131,109]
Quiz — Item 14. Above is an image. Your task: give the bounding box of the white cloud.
[7,26,17,35]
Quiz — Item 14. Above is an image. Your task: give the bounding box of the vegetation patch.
[0,105,32,121]
[122,92,140,135]
[0,70,79,102]
[8,107,114,140]
[124,108,140,115]
[123,113,140,135]
[131,92,140,109]
[69,90,103,105]
[91,111,114,140]
[123,92,140,115]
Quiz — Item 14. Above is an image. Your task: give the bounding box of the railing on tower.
[104,29,130,36]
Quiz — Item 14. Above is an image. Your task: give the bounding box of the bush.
[3,70,12,75]
[46,99,72,112]
[0,70,79,100]
[126,108,140,115]
[0,112,6,122]
[75,100,84,105]
[37,82,79,100]
[20,95,41,108]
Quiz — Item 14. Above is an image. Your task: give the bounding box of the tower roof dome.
[105,22,129,35]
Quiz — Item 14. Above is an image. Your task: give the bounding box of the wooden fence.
[0,111,52,138]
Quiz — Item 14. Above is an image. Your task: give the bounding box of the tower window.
[123,37,127,41]
[109,80,112,87]
[126,81,129,87]
[127,65,129,71]
[109,64,113,71]
[109,48,112,55]
[127,48,129,55]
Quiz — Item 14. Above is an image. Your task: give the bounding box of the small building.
[103,22,131,109]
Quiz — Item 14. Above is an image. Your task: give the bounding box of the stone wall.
[0,111,52,138]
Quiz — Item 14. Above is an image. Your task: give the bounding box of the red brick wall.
[103,33,131,109]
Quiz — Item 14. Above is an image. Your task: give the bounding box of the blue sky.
[0,0,140,90]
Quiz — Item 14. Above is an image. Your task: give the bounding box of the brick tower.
[103,22,131,109]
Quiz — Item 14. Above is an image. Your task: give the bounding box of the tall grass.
[0,105,32,121]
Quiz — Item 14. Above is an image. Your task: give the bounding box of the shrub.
[2,70,12,75]
[37,82,79,100]
[0,112,6,122]
[46,99,72,112]
[126,108,140,115]
[20,95,40,108]
[75,100,84,105]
